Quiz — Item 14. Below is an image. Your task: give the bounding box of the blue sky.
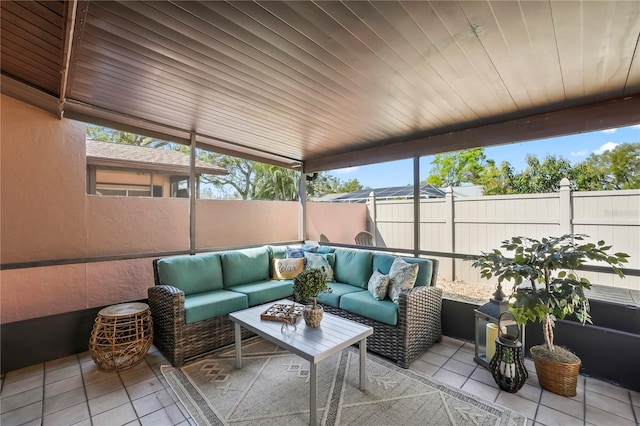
[330,124,640,189]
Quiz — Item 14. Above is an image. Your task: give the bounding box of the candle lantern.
[473,285,510,369]
[489,312,528,393]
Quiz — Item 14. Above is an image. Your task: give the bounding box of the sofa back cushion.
[372,253,434,287]
[156,253,223,295]
[221,246,270,287]
[333,249,373,288]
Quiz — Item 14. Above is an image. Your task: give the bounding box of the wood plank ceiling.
[2,1,640,171]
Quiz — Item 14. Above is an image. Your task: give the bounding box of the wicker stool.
[89,302,153,371]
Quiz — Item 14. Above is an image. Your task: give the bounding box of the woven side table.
[89,302,153,371]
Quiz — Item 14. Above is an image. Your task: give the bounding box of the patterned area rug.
[161,338,526,426]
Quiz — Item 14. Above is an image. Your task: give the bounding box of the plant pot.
[303,304,323,327]
[531,345,581,397]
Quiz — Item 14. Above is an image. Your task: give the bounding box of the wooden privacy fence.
[367,180,639,291]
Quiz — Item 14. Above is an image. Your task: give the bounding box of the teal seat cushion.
[339,290,398,326]
[316,246,335,255]
[221,246,270,287]
[228,280,294,306]
[373,253,434,287]
[156,253,223,295]
[183,290,248,324]
[316,282,365,308]
[333,249,373,289]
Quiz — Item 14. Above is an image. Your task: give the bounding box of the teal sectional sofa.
[149,245,442,367]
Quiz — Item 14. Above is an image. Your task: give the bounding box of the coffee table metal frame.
[229,300,373,425]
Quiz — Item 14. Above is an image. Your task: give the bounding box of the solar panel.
[329,184,445,203]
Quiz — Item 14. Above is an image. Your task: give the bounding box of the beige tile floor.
[1,336,638,426]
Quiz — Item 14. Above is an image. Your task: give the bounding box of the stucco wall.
[0,95,370,323]
[1,95,88,263]
[196,199,299,248]
[307,202,367,244]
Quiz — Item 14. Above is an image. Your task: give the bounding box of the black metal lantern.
[489,312,528,393]
[473,284,510,368]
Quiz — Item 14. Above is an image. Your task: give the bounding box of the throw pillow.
[286,245,318,259]
[368,269,390,301]
[304,252,335,282]
[387,257,419,304]
[272,258,305,280]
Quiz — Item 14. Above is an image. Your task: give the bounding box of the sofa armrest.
[148,285,186,363]
[397,285,443,367]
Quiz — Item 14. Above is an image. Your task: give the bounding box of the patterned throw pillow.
[286,245,318,259]
[387,257,419,304]
[304,252,335,282]
[368,269,390,301]
[272,258,305,280]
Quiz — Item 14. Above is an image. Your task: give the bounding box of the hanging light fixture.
[489,312,528,393]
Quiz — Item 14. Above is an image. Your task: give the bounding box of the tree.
[582,143,640,189]
[476,160,517,195]
[253,164,299,201]
[205,156,258,200]
[425,148,487,187]
[308,174,364,197]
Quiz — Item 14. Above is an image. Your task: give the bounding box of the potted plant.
[293,268,332,327]
[472,234,628,396]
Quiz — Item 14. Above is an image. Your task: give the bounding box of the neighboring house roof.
[86,140,227,175]
[308,192,348,202]
[329,185,446,203]
[443,185,485,197]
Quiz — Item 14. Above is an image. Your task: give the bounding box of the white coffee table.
[229,300,373,425]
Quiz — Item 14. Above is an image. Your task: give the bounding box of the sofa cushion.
[304,252,335,281]
[272,258,304,280]
[373,253,434,287]
[333,249,373,288]
[316,283,365,308]
[183,290,248,324]
[387,257,419,304]
[367,269,390,301]
[228,280,294,307]
[222,247,270,287]
[339,290,398,326]
[156,253,223,295]
[269,245,288,260]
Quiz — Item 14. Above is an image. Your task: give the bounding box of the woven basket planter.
[303,305,323,327]
[531,345,581,397]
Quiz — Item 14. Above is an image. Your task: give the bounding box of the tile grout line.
[80,353,95,426]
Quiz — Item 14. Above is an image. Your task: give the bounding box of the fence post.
[559,178,573,235]
[367,191,377,245]
[445,186,455,280]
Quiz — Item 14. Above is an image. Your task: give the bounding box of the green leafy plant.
[293,268,331,309]
[472,234,628,352]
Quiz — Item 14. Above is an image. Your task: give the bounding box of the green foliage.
[472,234,629,351]
[308,174,364,197]
[293,268,331,308]
[583,143,640,189]
[253,164,299,201]
[473,144,639,195]
[477,160,517,195]
[425,148,487,187]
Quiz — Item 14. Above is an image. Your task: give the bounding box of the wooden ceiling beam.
[304,95,640,173]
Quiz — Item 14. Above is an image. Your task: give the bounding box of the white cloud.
[632,124,640,129]
[570,150,588,157]
[333,166,359,174]
[593,142,619,155]
[601,128,617,134]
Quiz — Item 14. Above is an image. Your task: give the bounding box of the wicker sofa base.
[323,286,443,368]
